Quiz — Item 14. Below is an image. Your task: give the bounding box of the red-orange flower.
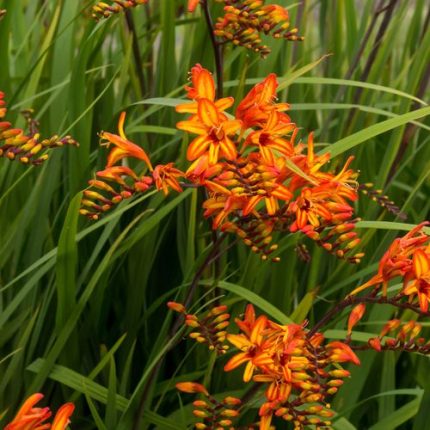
[152,163,184,195]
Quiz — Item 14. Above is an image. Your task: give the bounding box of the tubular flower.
[213,0,303,57]
[92,0,148,20]
[101,112,153,170]
[0,91,78,166]
[5,394,74,430]
[223,305,358,429]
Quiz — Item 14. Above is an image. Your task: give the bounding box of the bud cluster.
[168,302,230,355]
[359,182,406,220]
[214,0,303,57]
[92,0,148,20]
[0,92,78,166]
[176,382,242,429]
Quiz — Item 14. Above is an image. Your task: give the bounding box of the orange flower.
[101,112,153,170]
[152,163,184,195]
[5,394,74,430]
[347,303,366,335]
[177,98,241,164]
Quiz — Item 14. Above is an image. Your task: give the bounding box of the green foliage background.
[0,0,429,428]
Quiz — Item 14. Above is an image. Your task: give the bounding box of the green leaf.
[319,106,430,157]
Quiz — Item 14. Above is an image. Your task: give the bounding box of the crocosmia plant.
[0,1,429,429]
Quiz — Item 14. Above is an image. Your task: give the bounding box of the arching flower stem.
[308,293,430,339]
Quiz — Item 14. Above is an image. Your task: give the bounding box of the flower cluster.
[176,382,242,429]
[350,222,430,308]
[213,0,303,57]
[168,301,230,355]
[82,65,362,264]
[0,91,78,166]
[223,304,359,429]
[92,0,148,20]
[4,393,74,430]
